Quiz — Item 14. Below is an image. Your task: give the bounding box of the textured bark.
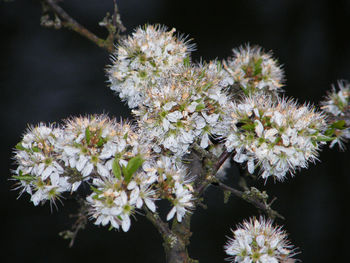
[164,215,197,263]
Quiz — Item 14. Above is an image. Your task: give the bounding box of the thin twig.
[42,0,121,52]
[217,181,284,220]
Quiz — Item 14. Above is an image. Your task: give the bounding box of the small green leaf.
[85,127,91,144]
[32,146,40,152]
[96,137,105,147]
[253,58,263,76]
[124,155,145,183]
[15,142,26,151]
[183,57,190,67]
[330,120,346,130]
[195,103,205,111]
[123,132,128,140]
[203,82,213,91]
[316,136,335,142]
[241,123,256,131]
[90,186,103,194]
[324,128,335,137]
[112,158,122,179]
[12,175,35,182]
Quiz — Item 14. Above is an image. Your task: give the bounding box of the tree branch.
[216,181,284,220]
[144,208,172,238]
[41,0,124,52]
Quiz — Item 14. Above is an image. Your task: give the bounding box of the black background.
[1,0,350,262]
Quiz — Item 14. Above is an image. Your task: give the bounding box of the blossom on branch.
[224,217,297,263]
[13,124,70,206]
[107,24,194,108]
[224,45,284,97]
[225,95,327,180]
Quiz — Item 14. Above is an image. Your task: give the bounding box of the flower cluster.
[134,61,233,155]
[224,217,296,263]
[225,95,327,180]
[12,24,348,256]
[107,24,194,108]
[13,124,70,206]
[224,45,284,96]
[154,155,194,222]
[12,114,196,230]
[321,81,350,150]
[321,80,350,116]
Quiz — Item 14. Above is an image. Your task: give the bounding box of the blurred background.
[1,0,350,262]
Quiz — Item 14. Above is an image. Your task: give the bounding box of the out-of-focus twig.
[40,0,125,52]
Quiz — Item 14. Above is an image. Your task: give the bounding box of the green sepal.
[330,120,346,130]
[112,158,122,180]
[123,155,145,183]
[85,127,91,144]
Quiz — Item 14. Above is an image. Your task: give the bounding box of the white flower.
[224,217,297,263]
[224,45,284,96]
[225,95,327,181]
[321,80,350,116]
[107,24,194,108]
[166,182,194,222]
[13,123,71,206]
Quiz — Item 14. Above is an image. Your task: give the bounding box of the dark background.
[1,0,350,262]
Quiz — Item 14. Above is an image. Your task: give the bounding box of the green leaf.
[123,155,145,183]
[202,82,212,91]
[96,137,105,147]
[15,142,26,151]
[253,58,263,76]
[85,127,91,144]
[241,123,256,131]
[324,128,335,137]
[90,186,103,195]
[195,103,205,111]
[112,158,122,179]
[183,57,190,67]
[316,136,335,142]
[32,146,40,152]
[12,175,35,182]
[330,120,346,130]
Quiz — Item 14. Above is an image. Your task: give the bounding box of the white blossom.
[13,123,71,206]
[224,45,284,96]
[225,95,327,180]
[107,24,194,108]
[224,217,297,263]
